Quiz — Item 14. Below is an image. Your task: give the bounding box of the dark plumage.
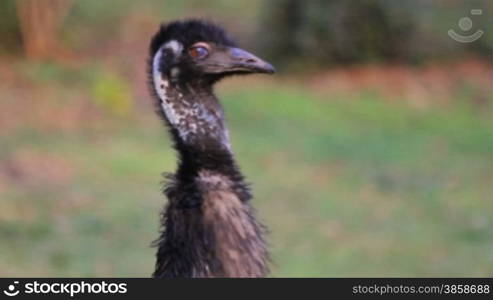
[147,19,275,277]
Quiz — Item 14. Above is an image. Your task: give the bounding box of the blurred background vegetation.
[1,0,493,277]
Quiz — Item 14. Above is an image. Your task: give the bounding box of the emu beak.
[212,47,275,74]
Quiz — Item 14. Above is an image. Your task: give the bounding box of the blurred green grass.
[1,82,493,277]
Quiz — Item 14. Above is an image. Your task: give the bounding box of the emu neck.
[154,73,238,177]
[162,80,229,146]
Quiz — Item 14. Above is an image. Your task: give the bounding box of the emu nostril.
[246,58,257,63]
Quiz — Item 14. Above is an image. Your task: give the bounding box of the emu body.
[148,20,274,277]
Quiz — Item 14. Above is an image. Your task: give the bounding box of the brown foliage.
[15,0,72,60]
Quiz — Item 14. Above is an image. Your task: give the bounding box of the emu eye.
[189,46,209,59]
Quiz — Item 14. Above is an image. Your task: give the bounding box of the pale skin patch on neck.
[165,40,183,55]
[152,41,183,126]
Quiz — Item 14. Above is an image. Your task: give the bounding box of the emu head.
[149,19,274,150]
[150,19,275,87]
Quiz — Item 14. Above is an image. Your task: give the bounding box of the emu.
[148,19,275,277]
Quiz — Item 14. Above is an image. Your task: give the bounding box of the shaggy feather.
[148,19,270,278]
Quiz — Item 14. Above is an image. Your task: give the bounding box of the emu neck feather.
[152,49,230,151]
